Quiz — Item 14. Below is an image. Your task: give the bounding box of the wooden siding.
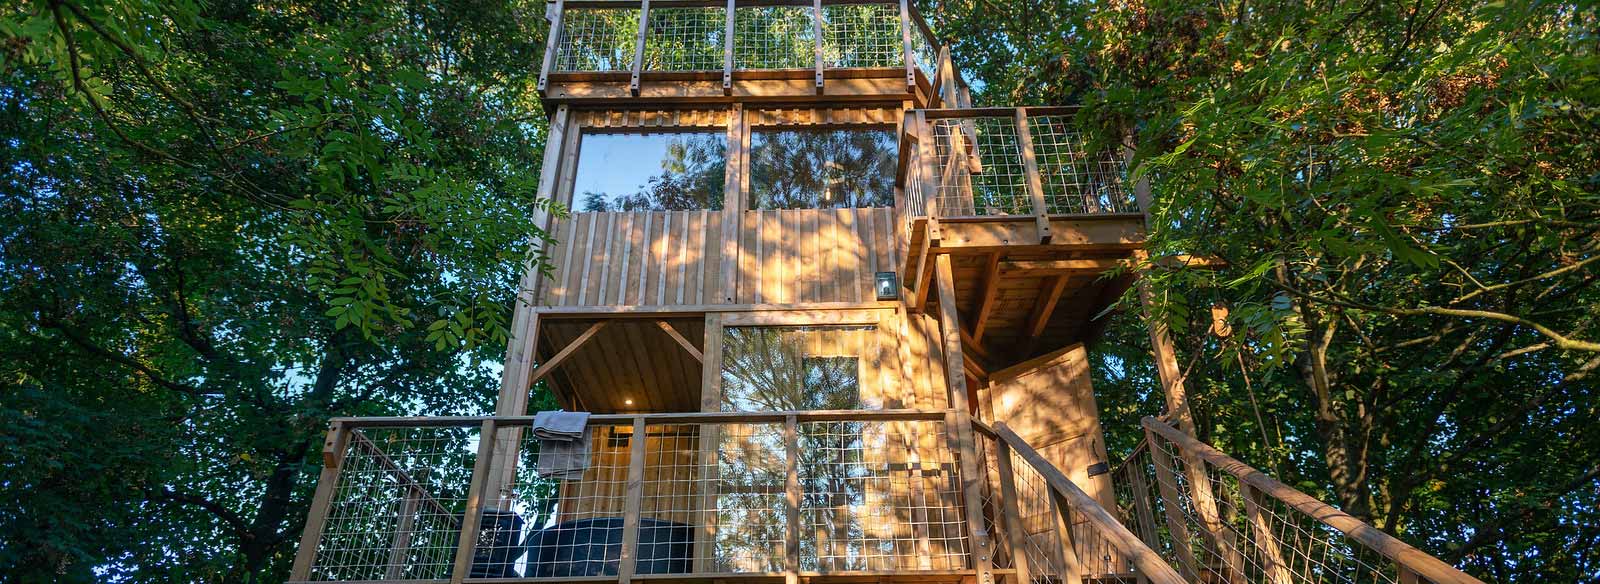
[542,210,724,307]
[738,207,900,305]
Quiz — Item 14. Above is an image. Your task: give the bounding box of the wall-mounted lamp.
[874,271,899,301]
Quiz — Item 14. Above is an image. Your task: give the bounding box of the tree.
[929,0,1598,580]
[0,0,555,580]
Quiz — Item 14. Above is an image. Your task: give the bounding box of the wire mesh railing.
[543,0,940,89]
[973,420,1187,584]
[291,411,979,582]
[910,107,1138,221]
[1115,417,1486,584]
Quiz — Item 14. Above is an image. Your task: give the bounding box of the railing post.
[722,0,735,95]
[630,0,651,96]
[537,0,565,92]
[945,410,996,584]
[811,0,825,94]
[1015,107,1053,243]
[1143,426,1201,582]
[450,419,500,584]
[898,0,916,93]
[618,417,649,584]
[993,440,1034,584]
[915,110,942,224]
[1240,482,1294,584]
[1047,491,1084,584]
[289,421,351,581]
[784,415,803,584]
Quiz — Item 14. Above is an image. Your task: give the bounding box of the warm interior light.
[624,398,634,406]
[874,271,899,300]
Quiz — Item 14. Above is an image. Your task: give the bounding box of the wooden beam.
[811,0,825,94]
[526,320,609,386]
[630,0,651,96]
[722,0,735,95]
[969,251,1002,342]
[618,417,649,584]
[897,0,916,92]
[449,419,499,584]
[933,254,995,583]
[999,258,1123,276]
[784,415,803,583]
[1024,274,1069,339]
[1015,107,1053,243]
[654,320,703,362]
[537,0,565,92]
[288,422,350,580]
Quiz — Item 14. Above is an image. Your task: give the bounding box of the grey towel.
[533,411,591,480]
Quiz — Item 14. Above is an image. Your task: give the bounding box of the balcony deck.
[538,0,944,105]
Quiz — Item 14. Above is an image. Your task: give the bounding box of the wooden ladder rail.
[1141,417,1488,584]
[973,419,1188,584]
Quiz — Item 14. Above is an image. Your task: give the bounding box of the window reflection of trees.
[717,326,886,570]
[748,129,897,210]
[575,132,727,212]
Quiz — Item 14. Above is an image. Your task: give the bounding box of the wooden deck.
[901,215,1145,371]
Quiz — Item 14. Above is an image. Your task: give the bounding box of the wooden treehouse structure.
[289,2,1485,584]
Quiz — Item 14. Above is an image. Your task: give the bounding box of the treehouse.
[287,3,1487,584]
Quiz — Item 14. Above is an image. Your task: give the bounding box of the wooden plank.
[784,415,803,581]
[449,419,500,584]
[656,320,704,362]
[719,105,745,303]
[932,254,995,584]
[1015,108,1053,243]
[618,417,650,583]
[969,251,1002,342]
[811,0,824,94]
[1021,274,1069,354]
[722,0,735,94]
[631,0,650,96]
[527,320,610,385]
[694,313,725,572]
[993,440,1034,584]
[537,0,565,91]
[721,308,888,326]
[898,0,916,91]
[288,422,350,580]
[1047,490,1084,584]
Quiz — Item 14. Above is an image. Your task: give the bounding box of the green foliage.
[0,0,556,580]
[930,0,1598,580]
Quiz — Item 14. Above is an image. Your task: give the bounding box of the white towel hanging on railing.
[532,411,591,480]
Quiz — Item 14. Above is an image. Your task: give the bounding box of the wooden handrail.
[1141,417,1487,584]
[975,420,1187,584]
[920,105,1082,118]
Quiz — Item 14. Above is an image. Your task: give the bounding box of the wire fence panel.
[733,6,816,70]
[930,117,1031,217]
[1025,114,1137,214]
[1116,429,1408,584]
[556,8,641,72]
[493,424,634,578]
[644,7,726,72]
[821,4,902,68]
[309,427,478,581]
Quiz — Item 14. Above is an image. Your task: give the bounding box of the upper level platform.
[538,0,946,105]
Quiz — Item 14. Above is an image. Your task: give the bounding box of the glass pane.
[720,326,879,411]
[572,131,727,211]
[748,128,897,210]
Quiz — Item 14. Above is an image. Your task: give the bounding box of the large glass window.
[747,128,897,210]
[571,131,727,211]
[719,325,880,411]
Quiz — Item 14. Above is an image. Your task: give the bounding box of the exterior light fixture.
[874,271,899,300]
[624,398,634,406]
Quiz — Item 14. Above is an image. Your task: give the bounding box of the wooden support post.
[1015,107,1053,243]
[934,254,996,584]
[655,320,703,362]
[1241,482,1294,584]
[784,415,803,584]
[289,421,351,581]
[1143,426,1201,582]
[450,419,500,584]
[537,0,564,92]
[898,0,916,92]
[1048,490,1084,584]
[994,440,1034,584]
[618,417,649,584]
[385,489,422,579]
[722,0,735,94]
[630,0,650,96]
[969,251,1002,342]
[914,110,942,232]
[719,105,745,303]
[693,314,725,572]
[812,0,825,94]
